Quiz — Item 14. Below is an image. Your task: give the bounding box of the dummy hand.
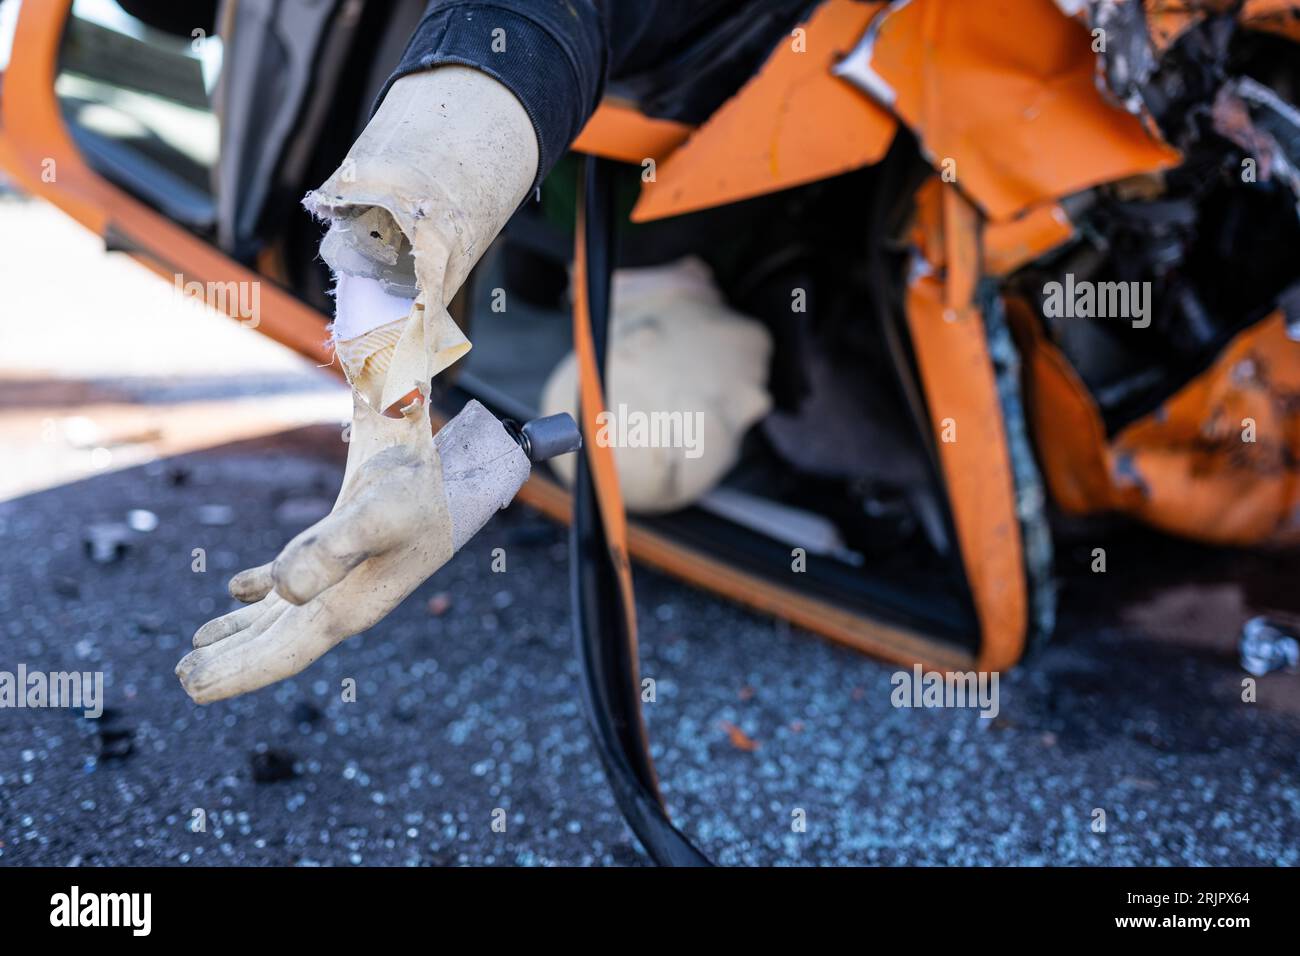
[176,395,528,703]
[176,66,541,704]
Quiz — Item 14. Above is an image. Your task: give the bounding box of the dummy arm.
[177,66,541,703]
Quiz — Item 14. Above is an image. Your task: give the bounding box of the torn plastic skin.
[304,66,539,415]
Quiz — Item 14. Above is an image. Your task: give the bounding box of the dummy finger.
[228,562,275,603]
[192,594,282,649]
[271,496,407,605]
[177,604,340,704]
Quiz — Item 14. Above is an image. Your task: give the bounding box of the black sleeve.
[378,1,755,189]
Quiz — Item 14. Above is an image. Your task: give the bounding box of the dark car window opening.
[55,0,222,231]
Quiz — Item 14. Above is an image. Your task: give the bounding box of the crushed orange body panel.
[984,202,1075,276]
[860,0,1181,220]
[631,0,895,223]
[1112,314,1300,545]
[1012,301,1300,547]
[1241,0,1300,43]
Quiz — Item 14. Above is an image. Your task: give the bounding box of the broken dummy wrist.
[303,65,539,414]
[174,67,544,703]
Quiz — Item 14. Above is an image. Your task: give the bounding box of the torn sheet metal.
[304,67,536,412]
[984,202,1076,276]
[632,0,895,222]
[1144,2,1213,53]
[830,0,905,107]
[1241,0,1300,43]
[1071,0,1162,123]
[1013,300,1300,546]
[835,0,1180,220]
[1107,311,1300,545]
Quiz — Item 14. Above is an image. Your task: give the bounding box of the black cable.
[569,155,711,866]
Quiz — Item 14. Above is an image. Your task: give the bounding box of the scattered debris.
[1240,616,1300,676]
[250,748,300,783]
[95,713,134,761]
[125,509,158,533]
[83,523,130,564]
[719,720,760,752]
[291,701,323,726]
[52,575,80,599]
[196,504,235,527]
[131,611,165,634]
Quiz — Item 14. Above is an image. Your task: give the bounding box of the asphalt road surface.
[2,197,1298,866]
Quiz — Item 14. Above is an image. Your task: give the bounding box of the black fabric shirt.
[380,1,815,188]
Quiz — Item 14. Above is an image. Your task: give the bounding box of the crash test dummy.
[175,1,796,702]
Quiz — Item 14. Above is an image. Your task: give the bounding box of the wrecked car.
[2,0,1298,861]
